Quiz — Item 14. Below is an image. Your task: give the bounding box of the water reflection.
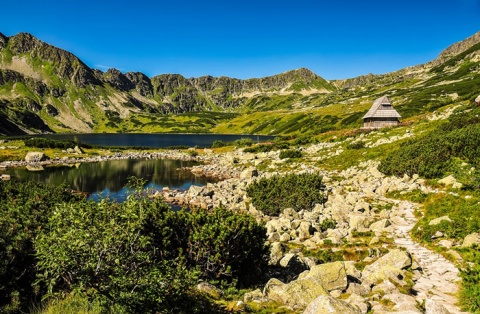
[4,158,211,201]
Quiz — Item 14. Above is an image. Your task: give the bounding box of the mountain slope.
[0,30,480,135]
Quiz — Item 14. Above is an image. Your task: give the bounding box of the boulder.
[188,185,204,197]
[346,293,370,314]
[425,299,452,314]
[346,283,370,296]
[25,151,47,162]
[298,221,313,240]
[369,219,391,233]
[382,293,420,313]
[197,282,223,300]
[429,216,452,226]
[462,232,480,248]
[243,289,265,303]
[438,175,463,189]
[349,214,372,231]
[362,249,412,283]
[0,174,11,181]
[264,277,329,310]
[303,295,361,314]
[269,242,285,266]
[278,253,309,274]
[74,145,84,154]
[301,261,348,291]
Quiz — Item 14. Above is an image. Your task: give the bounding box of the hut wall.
[363,118,400,129]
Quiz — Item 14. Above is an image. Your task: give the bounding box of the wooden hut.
[363,96,401,129]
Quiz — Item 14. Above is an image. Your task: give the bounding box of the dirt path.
[392,201,467,314]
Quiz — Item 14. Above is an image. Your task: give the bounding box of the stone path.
[392,201,467,314]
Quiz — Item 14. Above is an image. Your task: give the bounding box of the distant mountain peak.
[436,30,480,62]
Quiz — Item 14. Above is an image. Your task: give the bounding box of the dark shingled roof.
[363,96,401,119]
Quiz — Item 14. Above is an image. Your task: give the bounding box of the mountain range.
[0,31,479,135]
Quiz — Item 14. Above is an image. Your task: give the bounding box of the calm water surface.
[4,158,212,202]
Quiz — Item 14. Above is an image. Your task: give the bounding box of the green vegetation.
[0,180,269,313]
[23,137,86,149]
[279,149,302,159]
[233,138,253,147]
[379,104,480,180]
[211,140,226,148]
[246,173,327,216]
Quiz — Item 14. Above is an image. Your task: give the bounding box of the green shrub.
[279,149,302,159]
[233,138,253,147]
[187,149,199,157]
[35,196,198,313]
[178,207,269,286]
[379,105,480,179]
[293,135,318,145]
[211,140,225,148]
[246,173,327,216]
[319,219,337,232]
[243,142,289,153]
[347,141,365,150]
[23,138,92,149]
[0,180,81,313]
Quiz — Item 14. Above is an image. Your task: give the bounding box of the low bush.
[279,149,302,159]
[23,137,77,149]
[347,141,365,150]
[243,142,289,153]
[246,173,327,216]
[211,140,225,148]
[233,138,253,147]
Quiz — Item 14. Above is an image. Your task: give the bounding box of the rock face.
[25,152,47,162]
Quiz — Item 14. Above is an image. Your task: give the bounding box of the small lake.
[3,158,212,202]
[26,133,274,148]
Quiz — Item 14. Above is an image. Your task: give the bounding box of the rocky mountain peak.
[436,30,480,62]
[104,68,134,91]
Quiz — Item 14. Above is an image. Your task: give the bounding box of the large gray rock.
[264,277,329,310]
[300,261,348,291]
[188,185,204,197]
[25,151,47,162]
[429,216,452,226]
[74,145,84,154]
[462,232,480,248]
[269,242,285,266]
[197,282,223,300]
[425,299,452,314]
[303,295,361,314]
[362,249,412,283]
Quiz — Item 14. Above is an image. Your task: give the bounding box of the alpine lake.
[2,133,274,202]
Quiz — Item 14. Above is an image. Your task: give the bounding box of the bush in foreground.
[246,173,327,216]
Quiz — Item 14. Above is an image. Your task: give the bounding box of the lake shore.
[0,149,201,170]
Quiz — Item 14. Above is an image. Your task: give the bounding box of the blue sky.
[1,0,479,79]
